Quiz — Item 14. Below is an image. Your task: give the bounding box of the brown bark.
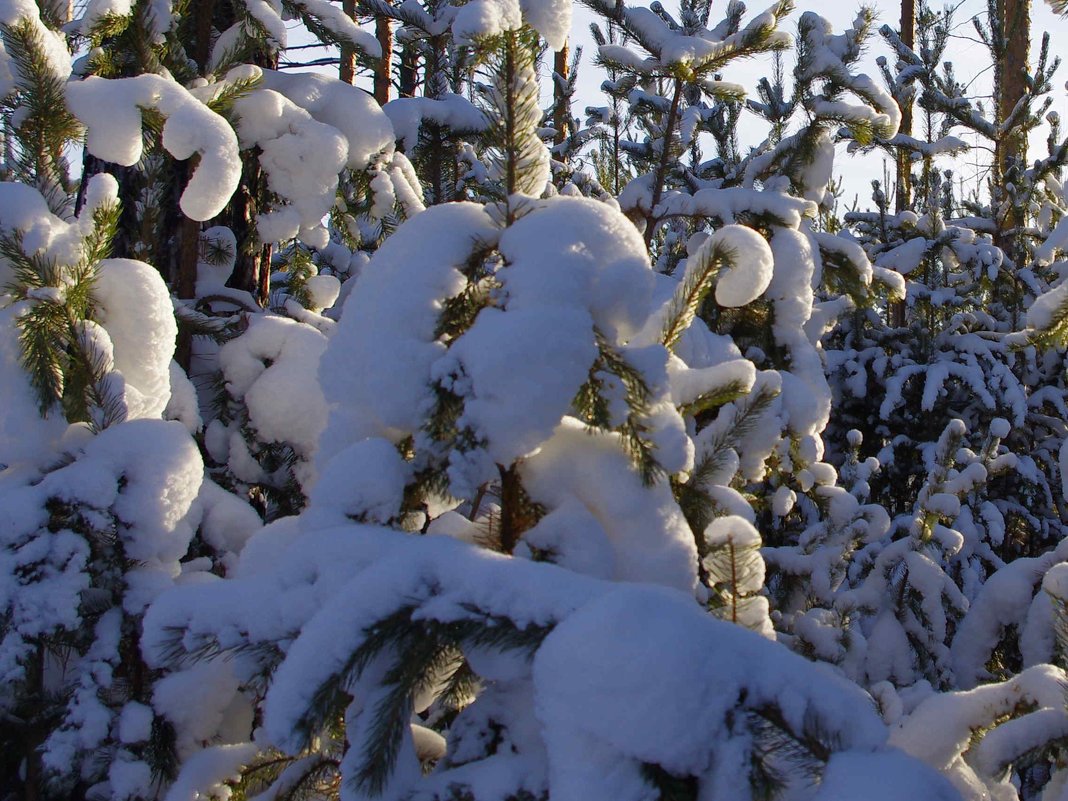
[339,0,356,83]
[553,41,569,152]
[895,0,914,214]
[374,16,393,105]
[498,464,537,554]
[994,0,1031,277]
[996,0,1030,178]
[890,0,915,328]
[398,41,418,98]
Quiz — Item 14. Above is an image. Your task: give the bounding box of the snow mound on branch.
[94,258,177,420]
[318,202,499,460]
[814,749,962,801]
[435,196,659,479]
[533,584,888,799]
[217,314,327,486]
[521,417,697,592]
[233,88,347,247]
[67,75,240,220]
[258,68,395,170]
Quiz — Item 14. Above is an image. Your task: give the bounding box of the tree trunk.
[374,16,392,105]
[553,41,569,153]
[996,0,1030,179]
[993,0,1030,296]
[339,0,356,83]
[890,0,915,328]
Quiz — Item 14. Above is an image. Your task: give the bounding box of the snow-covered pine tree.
[0,174,261,799]
[140,6,962,800]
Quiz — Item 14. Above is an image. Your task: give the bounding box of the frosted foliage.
[0,178,115,287]
[233,89,347,246]
[521,417,697,591]
[0,0,70,80]
[217,315,328,485]
[705,224,774,307]
[318,202,499,461]
[0,308,68,466]
[66,75,240,220]
[94,259,176,420]
[437,197,659,477]
[519,0,569,49]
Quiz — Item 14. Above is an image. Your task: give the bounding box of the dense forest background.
[7,0,1068,800]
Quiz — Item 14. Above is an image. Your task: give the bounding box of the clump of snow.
[67,75,240,220]
[94,259,176,420]
[705,224,774,307]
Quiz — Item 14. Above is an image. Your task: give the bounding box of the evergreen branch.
[679,379,750,419]
[660,235,736,349]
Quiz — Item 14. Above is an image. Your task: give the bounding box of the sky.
[562,0,1068,209]
[288,0,1068,212]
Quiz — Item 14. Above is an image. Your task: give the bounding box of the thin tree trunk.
[339,0,356,83]
[374,16,392,105]
[553,41,569,153]
[996,0,1030,179]
[994,0,1030,306]
[890,0,915,327]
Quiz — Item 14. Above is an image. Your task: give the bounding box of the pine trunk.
[374,16,392,105]
[553,42,569,152]
[994,0,1030,275]
[890,0,914,327]
[340,0,356,83]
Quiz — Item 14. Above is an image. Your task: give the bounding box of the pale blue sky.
[565,0,1068,209]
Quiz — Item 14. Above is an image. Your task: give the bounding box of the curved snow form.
[232,88,347,247]
[521,417,696,592]
[94,259,177,420]
[0,0,71,82]
[767,226,832,437]
[66,75,240,220]
[890,664,1068,801]
[256,68,395,170]
[318,202,500,459]
[145,526,948,801]
[703,224,774,307]
[217,314,328,488]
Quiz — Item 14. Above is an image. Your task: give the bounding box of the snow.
[94,259,177,420]
[534,584,887,799]
[521,417,697,592]
[452,0,522,45]
[318,202,499,461]
[217,314,328,487]
[309,437,412,525]
[814,749,962,801]
[67,75,241,220]
[703,224,774,307]
[385,94,487,151]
